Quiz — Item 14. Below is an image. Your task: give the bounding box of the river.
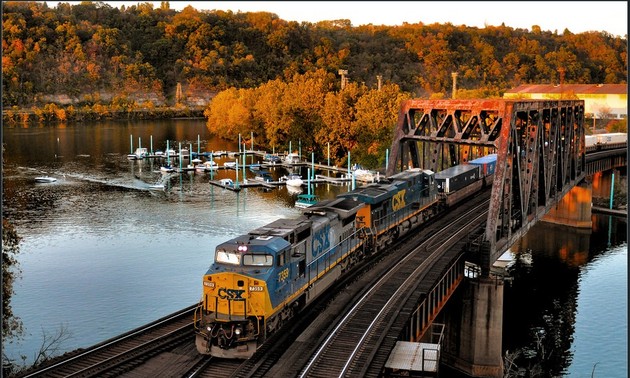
[2,119,627,377]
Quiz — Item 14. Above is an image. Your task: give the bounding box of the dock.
[129,145,383,195]
[208,174,352,192]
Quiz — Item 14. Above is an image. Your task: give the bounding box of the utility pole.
[451,72,458,99]
[176,82,183,104]
[339,69,348,90]
[558,67,566,99]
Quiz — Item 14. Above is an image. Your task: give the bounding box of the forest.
[2,1,628,165]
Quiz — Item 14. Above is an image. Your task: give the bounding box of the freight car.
[585,132,628,152]
[194,159,496,358]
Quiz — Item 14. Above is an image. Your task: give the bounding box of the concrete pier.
[442,277,504,377]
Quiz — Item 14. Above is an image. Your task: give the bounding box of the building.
[503,84,627,119]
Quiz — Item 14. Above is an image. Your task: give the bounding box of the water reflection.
[504,217,627,377]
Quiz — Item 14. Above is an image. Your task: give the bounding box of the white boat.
[204,160,219,171]
[224,161,237,169]
[219,178,234,187]
[148,184,164,191]
[34,176,57,183]
[160,164,174,173]
[282,173,303,188]
[285,153,301,164]
[352,167,378,183]
[127,147,148,160]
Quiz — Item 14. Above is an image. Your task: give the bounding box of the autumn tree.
[351,83,412,169]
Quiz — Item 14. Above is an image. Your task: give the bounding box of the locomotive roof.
[305,197,364,219]
[249,218,312,238]
[337,184,398,204]
[389,168,434,180]
[218,233,290,253]
[337,169,433,204]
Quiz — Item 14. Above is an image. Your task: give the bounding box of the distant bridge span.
[387,99,588,276]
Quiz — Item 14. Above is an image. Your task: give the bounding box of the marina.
[121,134,376,195]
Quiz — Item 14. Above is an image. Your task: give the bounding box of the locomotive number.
[392,189,406,212]
[311,225,331,257]
[278,268,289,282]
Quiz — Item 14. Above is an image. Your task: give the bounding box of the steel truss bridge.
[386,99,626,276]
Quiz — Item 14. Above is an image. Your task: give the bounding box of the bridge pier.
[542,181,593,228]
[442,277,504,377]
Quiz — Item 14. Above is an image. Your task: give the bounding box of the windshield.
[243,254,273,266]
[216,250,241,265]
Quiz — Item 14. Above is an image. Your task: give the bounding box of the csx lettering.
[392,190,406,212]
[311,225,330,257]
[218,288,245,301]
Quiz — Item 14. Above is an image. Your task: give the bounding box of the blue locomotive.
[194,161,494,358]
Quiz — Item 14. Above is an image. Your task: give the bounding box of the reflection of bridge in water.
[372,99,627,377]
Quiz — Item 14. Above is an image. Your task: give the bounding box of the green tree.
[351,84,412,168]
[2,219,23,341]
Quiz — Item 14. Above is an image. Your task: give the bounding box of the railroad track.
[223,191,491,377]
[17,305,197,378]
[297,199,490,377]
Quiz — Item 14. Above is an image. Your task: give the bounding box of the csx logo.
[392,190,406,212]
[311,225,330,257]
[278,268,289,282]
[218,288,245,301]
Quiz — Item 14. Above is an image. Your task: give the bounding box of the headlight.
[235,327,242,335]
[206,326,212,332]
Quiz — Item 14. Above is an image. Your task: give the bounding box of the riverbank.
[2,105,206,125]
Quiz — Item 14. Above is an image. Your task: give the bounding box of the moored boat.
[254,170,273,182]
[295,193,319,208]
[127,147,148,160]
[34,176,57,183]
[219,178,234,187]
[285,153,301,164]
[282,173,303,188]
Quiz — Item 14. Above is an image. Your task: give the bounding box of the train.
[193,154,497,358]
[585,132,627,153]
